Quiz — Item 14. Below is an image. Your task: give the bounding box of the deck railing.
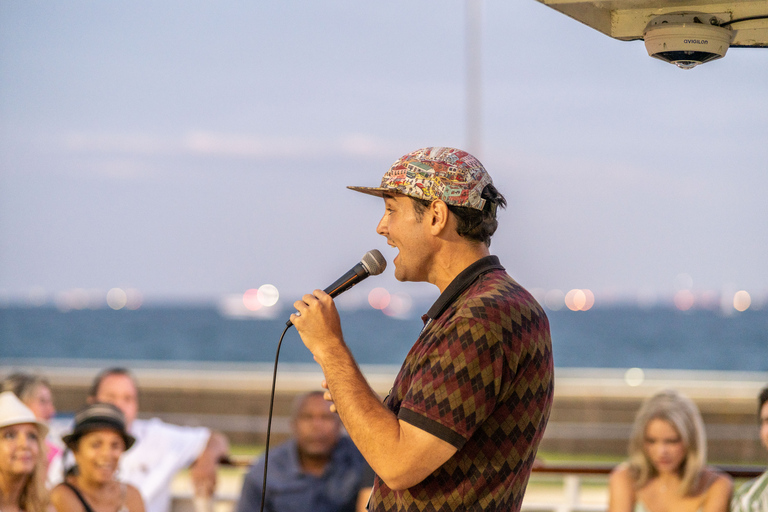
[521,463,764,512]
[170,459,766,512]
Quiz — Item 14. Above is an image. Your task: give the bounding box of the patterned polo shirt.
[368,255,554,512]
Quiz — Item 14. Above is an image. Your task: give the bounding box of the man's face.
[93,374,139,428]
[293,394,341,459]
[376,195,434,283]
[760,401,768,452]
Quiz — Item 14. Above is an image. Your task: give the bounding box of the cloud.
[61,130,402,161]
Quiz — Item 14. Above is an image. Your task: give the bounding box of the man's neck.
[430,242,491,294]
[299,453,331,477]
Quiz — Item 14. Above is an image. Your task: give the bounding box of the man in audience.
[87,367,229,512]
[236,391,374,512]
[732,385,768,511]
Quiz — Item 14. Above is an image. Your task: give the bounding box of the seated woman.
[3,373,61,468]
[608,389,732,512]
[0,391,50,512]
[50,403,144,512]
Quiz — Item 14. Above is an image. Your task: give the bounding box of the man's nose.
[376,215,387,235]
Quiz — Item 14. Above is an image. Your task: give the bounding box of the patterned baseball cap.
[348,147,494,211]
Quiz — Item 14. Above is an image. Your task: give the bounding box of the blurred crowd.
[1,369,766,512]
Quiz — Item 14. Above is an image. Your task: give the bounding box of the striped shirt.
[732,470,768,512]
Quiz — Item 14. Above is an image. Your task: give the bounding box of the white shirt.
[122,418,211,512]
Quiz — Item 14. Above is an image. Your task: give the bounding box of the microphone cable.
[259,322,291,512]
[256,249,386,511]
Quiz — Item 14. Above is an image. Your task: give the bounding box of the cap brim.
[62,425,135,451]
[347,186,390,198]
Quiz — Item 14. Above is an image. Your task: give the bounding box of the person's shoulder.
[125,482,142,497]
[246,439,295,476]
[734,468,768,494]
[608,463,638,511]
[465,270,545,312]
[732,470,768,510]
[702,466,733,487]
[699,466,733,500]
[609,462,635,486]
[125,483,144,510]
[50,482,83,512]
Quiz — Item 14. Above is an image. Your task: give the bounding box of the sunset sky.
[2,1,766,311]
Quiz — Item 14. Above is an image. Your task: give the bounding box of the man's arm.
[292,290,457,490]
[189,430,230,497]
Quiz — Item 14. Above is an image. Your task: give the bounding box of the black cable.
[719,15,768,27]
[259,322,292,512]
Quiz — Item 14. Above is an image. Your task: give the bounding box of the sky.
[1,1,767,312]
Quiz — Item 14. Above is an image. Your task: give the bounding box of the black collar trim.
[425,255,504,321]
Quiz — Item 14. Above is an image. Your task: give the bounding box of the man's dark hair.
[759,385,768,422]
[89,367,138,398]
[411,183,507,247]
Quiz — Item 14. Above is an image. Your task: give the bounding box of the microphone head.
[361,249,387,276]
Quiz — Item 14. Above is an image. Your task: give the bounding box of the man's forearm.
[315,339,455,490]
[190,431,230,495]
[315,340,405,478]
[292,290,456,488]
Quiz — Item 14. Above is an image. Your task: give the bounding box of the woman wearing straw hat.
[50,403,144,512]
[2,373,61,469]
[0,391,50,512]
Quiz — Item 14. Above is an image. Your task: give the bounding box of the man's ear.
[429,200,450,234]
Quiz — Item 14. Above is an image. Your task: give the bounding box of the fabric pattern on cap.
[348,147,493,211]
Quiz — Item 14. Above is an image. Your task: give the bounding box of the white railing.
[169,462,765,512]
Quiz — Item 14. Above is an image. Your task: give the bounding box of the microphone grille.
[361,249,387,276]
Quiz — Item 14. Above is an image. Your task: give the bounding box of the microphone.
[286,249,387,327]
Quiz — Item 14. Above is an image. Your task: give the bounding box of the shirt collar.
[425,255,504,322]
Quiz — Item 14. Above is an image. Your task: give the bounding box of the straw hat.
[0,391,49,437]
[62,402,135,450]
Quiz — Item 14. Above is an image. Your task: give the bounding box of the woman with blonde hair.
[608,389,732,512]
[2,373,60,468]
[0,391,50,512]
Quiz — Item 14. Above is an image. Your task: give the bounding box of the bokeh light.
[125,289,143,310]
[257,284,279,307]
[733,290,751,312]
[544,289,564,311]
[673,273,693,290]
[368,287,391,310]
[54,288,103,311]
[383,292,413,319]
[242,289,262,311]
[564,289,594,311]
[624,367,645,387]
[106,288,127,310]
[673,289,695,311]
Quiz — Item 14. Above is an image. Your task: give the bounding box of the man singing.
[291,146,554,511]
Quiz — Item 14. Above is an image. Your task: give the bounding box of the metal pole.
[466,0,483,158]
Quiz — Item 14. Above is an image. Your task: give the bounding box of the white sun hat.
[0,391,49,437]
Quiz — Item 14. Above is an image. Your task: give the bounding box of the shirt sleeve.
[120,418,211,512]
